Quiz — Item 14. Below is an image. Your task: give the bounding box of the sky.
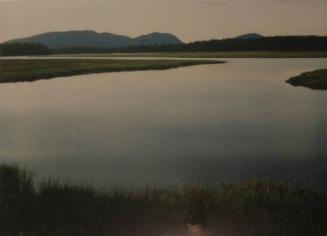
[0,0,326,43]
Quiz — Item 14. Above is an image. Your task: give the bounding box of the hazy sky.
[0,0,326,43]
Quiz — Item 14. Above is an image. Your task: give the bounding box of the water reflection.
[0,59,327,187]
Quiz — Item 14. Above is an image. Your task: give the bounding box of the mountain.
[135,32,183,46]
[234,33,264,40]
[5,30,183,49]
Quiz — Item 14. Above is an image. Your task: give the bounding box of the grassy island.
[0,59,223,83]
[287,69,327,90]
[1,165,326,236]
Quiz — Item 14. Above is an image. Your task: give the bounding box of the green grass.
[287,69,327,89]
[53,51,327,58]
[1,165,326,236]
[0,59,222,83]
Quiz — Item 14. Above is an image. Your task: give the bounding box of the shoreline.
[287,68,327,89]
[0,59,223,83]
[2,51,327,59]
[48,51,327,58]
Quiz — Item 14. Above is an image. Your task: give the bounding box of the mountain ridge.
[234,33,264,40]
[5,30,184,49]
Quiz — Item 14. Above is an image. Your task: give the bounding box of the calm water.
[1,58,327,187]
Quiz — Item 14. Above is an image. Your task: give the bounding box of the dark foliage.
[182,36,327,52]
[0,43,50,56]
[54,36,327,54]
[287,69,327,89]
[2,36,327,56]
[1,165,327,236]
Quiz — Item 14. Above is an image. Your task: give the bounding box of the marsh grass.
[0,59,222,83]
[1,165,326,235]
[287,68,327,89]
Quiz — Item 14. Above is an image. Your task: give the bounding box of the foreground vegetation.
[287,69,327,89]
[0,59,222,83]
[1,165,326,236]
[53,51,327,58]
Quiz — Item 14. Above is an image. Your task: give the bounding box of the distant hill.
[3,33,327,55]
[234,33,264,40]
[135,32,183,46]
[5,30,183,49]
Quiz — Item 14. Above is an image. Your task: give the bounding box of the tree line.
[56,36,327,54]
[0,43,50,56]
[1,36,327,56]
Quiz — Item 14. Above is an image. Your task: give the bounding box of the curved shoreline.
[0,59,224,83]
[287,68,327,90]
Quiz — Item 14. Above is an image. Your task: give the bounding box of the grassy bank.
[0,59,222,83]
[287,69,327,89]
[53,51,327,58]
[1,165,326,236]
